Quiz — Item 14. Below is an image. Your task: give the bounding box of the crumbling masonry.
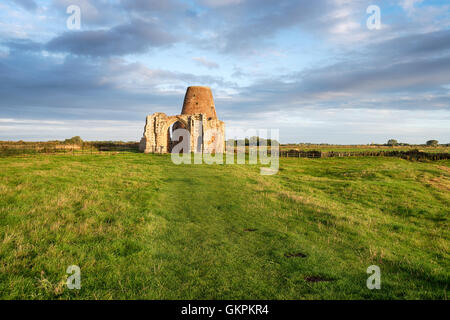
[139,86,225,154]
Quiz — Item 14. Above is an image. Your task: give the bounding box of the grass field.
[0,153,449,299]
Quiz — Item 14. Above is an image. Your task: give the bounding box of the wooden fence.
[280,149,450,161]
[0,143,140,157]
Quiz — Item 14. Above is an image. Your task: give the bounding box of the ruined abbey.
[139,86,225,154]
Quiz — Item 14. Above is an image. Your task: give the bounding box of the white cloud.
[0,119,143,141]
[192,56,219,69]
[200,0,244,7]
[400,0,424,15]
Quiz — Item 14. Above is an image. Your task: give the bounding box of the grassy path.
[0,154,448,299]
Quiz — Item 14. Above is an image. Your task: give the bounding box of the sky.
[0,0,449,144]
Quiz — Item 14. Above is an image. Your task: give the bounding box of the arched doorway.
[167,119,188,153]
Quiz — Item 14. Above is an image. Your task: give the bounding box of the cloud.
[192,57,219,69]
[50,0,123,27]
[121,0,184,12]
[46,19,177,56]
[373,29,450,60]
[9,0,37,11]
[225,108,450,144]
[296,55,450,96]
[0,48,232,123]
[199,0,244,7]
[0,118,143,141]
[3,38,42,52]
[213,29,450,119]
[194,0,371,53]
[400,0,424,15]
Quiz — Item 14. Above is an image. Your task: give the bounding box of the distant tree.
[426,140,439,147]
[226,139,236,147]
[249,136,259,146]
[387,139,398,146]
[64,136,83,145]
[226,137,280,147]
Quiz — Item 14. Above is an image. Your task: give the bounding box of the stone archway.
[168,120,187,153]
[162,116,190,153]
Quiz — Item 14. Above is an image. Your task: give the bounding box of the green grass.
[0,153,448,299]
